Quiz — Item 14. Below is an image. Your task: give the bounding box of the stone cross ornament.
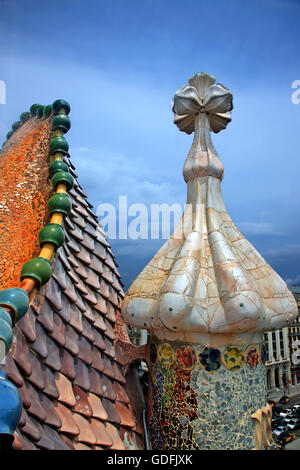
[122,73,297,450]
[173,72,232,135]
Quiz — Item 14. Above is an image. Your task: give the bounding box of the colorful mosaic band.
[149,340,267,450]
[150,341,267,373]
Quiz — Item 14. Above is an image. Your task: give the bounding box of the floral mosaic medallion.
[150,342,158,365]
[175,345,196,370]
[198,346,222,372]
[260,343,267,365]
[222,346,245,371]
[245,345,259,369]
[158,343,174,368]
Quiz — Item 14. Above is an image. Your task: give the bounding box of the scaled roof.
[0,109,145,450]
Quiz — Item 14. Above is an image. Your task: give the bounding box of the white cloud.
[70,146,184,207]
[235,221,282,236]
[114,239,163,257]
[263,244,300,259]
[285,274,300,286]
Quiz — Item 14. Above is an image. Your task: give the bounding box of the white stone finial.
[122,72,298,346]
[173,72,233,134]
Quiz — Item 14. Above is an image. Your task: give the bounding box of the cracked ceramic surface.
[122,73,297,346]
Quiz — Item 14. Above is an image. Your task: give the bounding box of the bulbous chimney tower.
[122,73,297,450]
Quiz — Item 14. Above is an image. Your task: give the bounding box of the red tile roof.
[0,118,145,450]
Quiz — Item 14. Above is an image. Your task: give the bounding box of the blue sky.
[0,0,299,289]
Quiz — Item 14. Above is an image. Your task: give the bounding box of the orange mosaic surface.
[0,118,52,290]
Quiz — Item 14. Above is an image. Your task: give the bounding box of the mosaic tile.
[198,346,221,372]
[245,345,259,369]
[222,346,245,371]
[175,345,196,370]
[158,343,174,369]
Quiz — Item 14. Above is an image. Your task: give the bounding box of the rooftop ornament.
[122,73,298,450]
[123,72,297,346]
